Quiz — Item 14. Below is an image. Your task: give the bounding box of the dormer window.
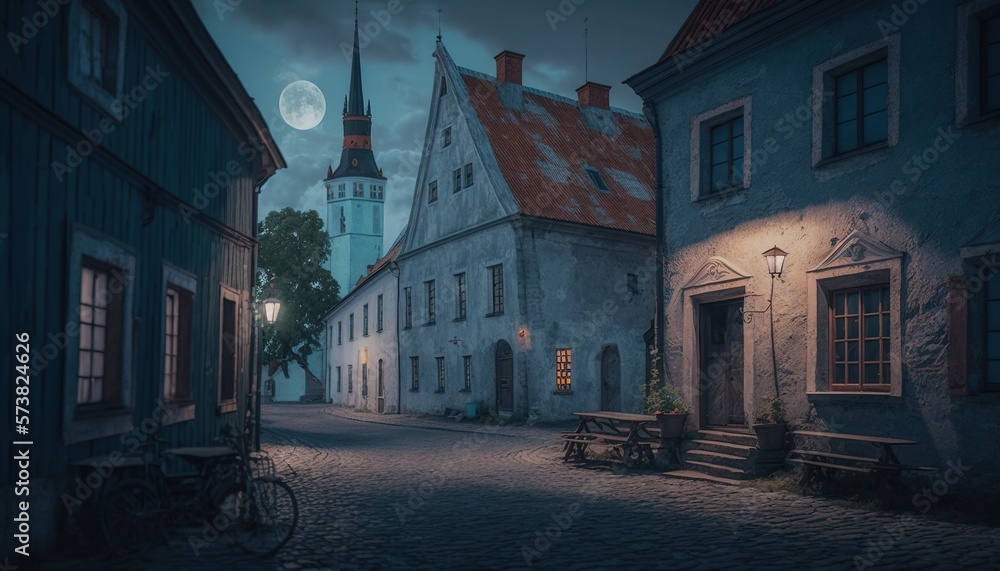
[443,127,452,148]
[585,168,609,192]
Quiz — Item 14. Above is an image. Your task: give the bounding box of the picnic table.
[787,430,935,490]
[562,411,661,468]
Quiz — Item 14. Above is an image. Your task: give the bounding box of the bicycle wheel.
[100,478,162,557]
[230,477,298,556]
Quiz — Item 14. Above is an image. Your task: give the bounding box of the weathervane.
[584,16,589,83]
[437,0,443,41]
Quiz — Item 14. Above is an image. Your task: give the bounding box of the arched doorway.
[495,340,514,413]
[601,345,621,411]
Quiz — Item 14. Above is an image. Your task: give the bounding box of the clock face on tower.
[351,158,359,167]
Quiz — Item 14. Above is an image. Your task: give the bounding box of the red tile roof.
[460,74,655,236]
[660,0,787,61]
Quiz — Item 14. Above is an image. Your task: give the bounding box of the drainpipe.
[642,102,666,387]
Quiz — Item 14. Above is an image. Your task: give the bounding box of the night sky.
[191,0,698,250]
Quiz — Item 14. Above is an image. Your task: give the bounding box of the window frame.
[161,262,196,424]
[349,313,355,341]
[404,286,412,329]
[555,348,573,392]
[77,256,124,408]
[217,285,242,414]
[436,356,446,393]
[362,362,369,397]
[464,163,474,188]
[377,294,384,332]
[455,272,467,320]
[428,179,438,204]
[338,320,342,345]
[63,226,136,445]
[425,280,436,325]
[348,364,353,393]
[410,356,420,391]
[68,0,127,120]
[336,366,342,392]
[463,355,472,392]
[812,35,900,170]
[443,127,452,148]
[828,284,892,393]
[832,59,889,156]
[363,303,369,336]
[690,97,751,201]
[957,1,1000,126]
[453,168,462,193]
[488,264,504,315]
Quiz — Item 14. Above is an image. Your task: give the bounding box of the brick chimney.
[576,82,611,110]
[494,50,525,86]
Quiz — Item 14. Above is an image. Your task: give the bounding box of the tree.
[257,208,340,396]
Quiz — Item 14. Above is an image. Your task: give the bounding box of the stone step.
[684,449,755,471]
[684,459,755,480]
[693,429,758,447]
[662,469,743,486]
[684,438,756,457]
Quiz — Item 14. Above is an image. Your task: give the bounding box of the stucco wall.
[651,0,1000,485]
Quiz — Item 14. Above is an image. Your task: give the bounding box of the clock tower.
[324,5,386,293]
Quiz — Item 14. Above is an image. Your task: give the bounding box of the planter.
[753,423,787,451]
[655,413,688,440]
[465,400,483,420]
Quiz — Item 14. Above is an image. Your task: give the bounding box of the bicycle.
[99,417,298,558]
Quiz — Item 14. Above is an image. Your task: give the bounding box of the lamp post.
[738,245,788,402]
[255,283,281,451]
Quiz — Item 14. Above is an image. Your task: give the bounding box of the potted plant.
[752,397,787,451]
[643,348,691,439]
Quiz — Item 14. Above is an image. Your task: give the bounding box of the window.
[164,285,193,403]
[812,37,898,167]
[488,264,504,315]
[585,168,609,192]
[362,363,369,397]
[377,294,384,332]
[425,280,436,324]
[627,273,639,295]
[370,184,378,199]
[428,180,438,204]
[708,116,745,193]
[338,321,342,345]
[69,0,126,119]
[404,287,412,329]
[830,285,891,392]
[349,313,355,341]
[556,348,572,392]
[443,127,452,148]
[348,364,353,393]
[363,304,369,336]
[336,366,342,392]
[464,163,474,188]
[65,228,135,444]
[78,258,124,405]
[339,207,346,234]
[982,14,1000,114]
[455,273,467,319]
[690,97,750,200]
[376,185,384,199]
[410,356,419,390]
[463,355,472,392]
[436,357,446,392]
[834,59,888,155]
[354,182,364,197]
[218,288,239,410]
[338,183,346,199]
[453,168,462,193]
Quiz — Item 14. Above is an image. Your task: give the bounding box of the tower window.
[428,180,438,204]
[443,127,452,148]
[354,182,364,197]
[338,183,346,199]
[339,207,346,234]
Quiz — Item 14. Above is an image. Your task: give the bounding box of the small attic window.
[585,168,609,192]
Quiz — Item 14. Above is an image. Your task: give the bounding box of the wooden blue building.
[0,0,284,555]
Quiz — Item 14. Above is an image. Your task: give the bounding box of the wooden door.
[700,300,746,426]
[496,340,513,412]
[601,345,621,411]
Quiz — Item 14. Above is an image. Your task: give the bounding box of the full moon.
[279,80,326,130]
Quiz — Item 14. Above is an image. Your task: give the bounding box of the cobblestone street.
[69,404,1000,570]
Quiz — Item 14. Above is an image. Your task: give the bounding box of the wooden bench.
[789,431,936,491]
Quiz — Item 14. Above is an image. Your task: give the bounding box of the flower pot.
[655,413,688,439]
[753,423,787,451]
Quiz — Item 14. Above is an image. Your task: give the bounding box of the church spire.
[347,1,365,117]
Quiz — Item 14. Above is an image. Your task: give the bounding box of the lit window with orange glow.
[555,348,572,392]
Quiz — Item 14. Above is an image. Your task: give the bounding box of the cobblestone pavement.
[48,403,1000,570]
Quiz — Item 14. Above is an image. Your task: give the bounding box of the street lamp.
[739,245,789,323]
[255,282,281,450]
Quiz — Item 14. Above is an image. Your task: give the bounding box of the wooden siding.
[0,0,266,483]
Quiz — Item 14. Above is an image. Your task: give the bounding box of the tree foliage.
[257,208,340,379]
